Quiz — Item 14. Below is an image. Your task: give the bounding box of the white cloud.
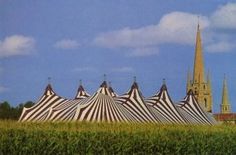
[157,12,209,45]
[94,12,209,49]
[211,3,236,29]
[206,41,236,53]
[93,3,236,54]
[54,39,80,49]
[206,3,236,52]
[0,35,35,58]
[0,86,8,93]
[112,67,134,73]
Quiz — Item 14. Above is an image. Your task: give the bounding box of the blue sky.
[1,0,236,113]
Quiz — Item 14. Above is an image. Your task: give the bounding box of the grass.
[0,120,236,154]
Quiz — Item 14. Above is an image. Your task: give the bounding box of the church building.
[187,23,235,124]
[220,75,231,114]
[186,24,213,113]
[214,76,236,124]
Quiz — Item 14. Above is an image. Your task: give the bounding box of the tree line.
[0,101,34,120]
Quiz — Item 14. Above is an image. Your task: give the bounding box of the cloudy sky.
[1,0,236,112]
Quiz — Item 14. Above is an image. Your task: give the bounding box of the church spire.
[186,22,212,113]
[186,69,192,93]
[207,70,212,91]
[193,23,205,83]
[221,75,231,114]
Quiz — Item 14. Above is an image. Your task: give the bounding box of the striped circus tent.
[145,83,187,124]
[114,81,158,123]
[18,79,217,125]
[47,99,82,122]
[176,90,217,125]
[18,84,67,122]
[75,83,90,99]
[108,83,118,97]
[48,84,90,122]
[73,81,134,123]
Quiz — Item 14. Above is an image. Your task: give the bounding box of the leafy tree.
[23,101,34,108]
[15,101,34,119]
[0,101,34,120]
[0,101,11,119]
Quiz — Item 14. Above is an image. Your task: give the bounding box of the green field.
[0,121,236,154]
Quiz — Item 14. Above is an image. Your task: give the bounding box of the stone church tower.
[220,75,231,114]
[187,24,213,112]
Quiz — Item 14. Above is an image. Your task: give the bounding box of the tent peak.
[160,78,168,91]
[187,89,194,96]
[160,83,167,91]
[77,84,85,92]
[44,84,55,96]
[100,81,108,88]
[131,81,139,90]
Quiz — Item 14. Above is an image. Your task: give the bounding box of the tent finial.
[133,76,136,83]
[48,77,51,84]
[79,79,82,85]
[163,78,166,85]
[103,74,107,81]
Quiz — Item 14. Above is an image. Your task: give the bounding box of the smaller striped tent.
[115,81,158,123]
[75,83,90,99]
[145,83,187,124]
[176,89,217,125]
[108,82,118,97]
[73,81,133,123]
[48,99,79,122]
[48,84,90,122]
[19,84,67,122]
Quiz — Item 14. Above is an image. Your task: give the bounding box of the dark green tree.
[0,101,11,119]
[0,101,34,120]
[15,101,34,119]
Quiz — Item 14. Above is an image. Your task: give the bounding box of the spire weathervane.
[197,15,200,28]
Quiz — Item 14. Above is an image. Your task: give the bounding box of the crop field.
[0,121,236,154]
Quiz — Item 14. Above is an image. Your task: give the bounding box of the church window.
[204,98,207,108]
